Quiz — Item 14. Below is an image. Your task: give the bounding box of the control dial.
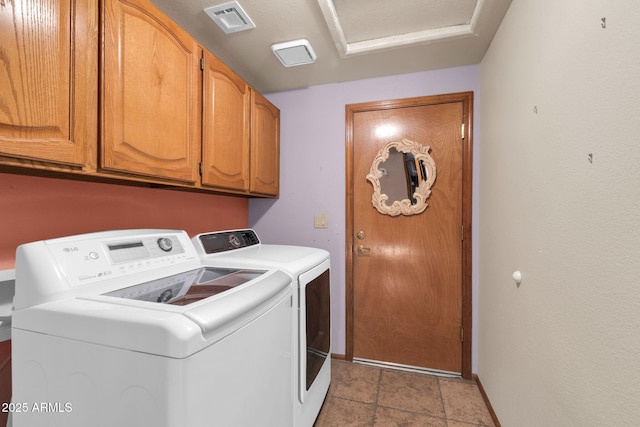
[157,289,173,303]
[157,237,173,252]
[228,234,241,248]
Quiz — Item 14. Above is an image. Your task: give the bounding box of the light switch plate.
[314,214,328,228]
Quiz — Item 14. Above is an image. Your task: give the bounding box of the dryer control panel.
[196,229,260,254]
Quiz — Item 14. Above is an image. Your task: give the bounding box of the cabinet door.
[201,50,250,192]
[250,91,280,197]
[0,0,97,167]
[102,0,199,183]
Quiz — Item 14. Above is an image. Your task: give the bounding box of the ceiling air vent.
[271,39,317,67]
[204,1,255,34]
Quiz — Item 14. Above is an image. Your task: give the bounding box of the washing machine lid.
[12,268,292,358]
[103,266,264,306]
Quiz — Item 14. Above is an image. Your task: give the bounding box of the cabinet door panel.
[250,91,280,197]
[102,0,199,183]
[0,0,96,166]
[201,51,250,191]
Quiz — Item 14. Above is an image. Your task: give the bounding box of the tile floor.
[314,360,495,427]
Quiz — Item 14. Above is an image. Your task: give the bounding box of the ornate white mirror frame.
[366,138,437,216]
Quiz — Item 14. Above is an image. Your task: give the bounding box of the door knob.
[357,245,371,255]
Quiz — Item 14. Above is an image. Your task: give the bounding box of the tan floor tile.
[439,378,494,426]
[374,406,448,427]
[329,360,381,403]
[376,369,445,418]
[316,362,496,427]
[314,396,375,427]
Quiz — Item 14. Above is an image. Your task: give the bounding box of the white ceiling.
[149,0,512,93]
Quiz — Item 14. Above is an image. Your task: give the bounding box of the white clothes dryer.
[11,229,293,427]
[192,229,331,427]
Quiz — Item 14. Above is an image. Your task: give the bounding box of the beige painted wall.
[479,1,640,425]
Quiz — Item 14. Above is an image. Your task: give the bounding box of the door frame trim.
[345,92,474,379]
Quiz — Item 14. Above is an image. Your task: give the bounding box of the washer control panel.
[43,231,195,287]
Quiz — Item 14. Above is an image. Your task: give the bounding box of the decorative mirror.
[366,138,436,216]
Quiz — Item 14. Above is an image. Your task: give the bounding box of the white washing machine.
[11,229,293,427]
[192,229,331,427]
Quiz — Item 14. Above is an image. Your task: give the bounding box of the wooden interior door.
[346,93,473,376]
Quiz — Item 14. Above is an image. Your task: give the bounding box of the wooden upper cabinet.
[250,91,280,197]
[201,50,251,192]
[1,0,278,196]
[101,0,200,184]
[0,0,98,168]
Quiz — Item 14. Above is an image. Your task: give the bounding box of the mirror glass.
[366,139,436,216]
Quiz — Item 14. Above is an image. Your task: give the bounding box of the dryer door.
[298,259,331,402]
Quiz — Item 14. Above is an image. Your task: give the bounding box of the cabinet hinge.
[461,225,464,241]
[461,123,465,140]
[460,326,464,342]
[200,57,205,71]
[198,162,203,176]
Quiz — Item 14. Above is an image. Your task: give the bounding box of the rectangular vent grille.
[204,1,255,34]
[271,39,317,67]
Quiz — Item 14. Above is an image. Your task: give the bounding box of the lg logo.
[62,247,79,253]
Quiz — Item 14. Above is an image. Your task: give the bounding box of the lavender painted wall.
[249,65,480,372]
